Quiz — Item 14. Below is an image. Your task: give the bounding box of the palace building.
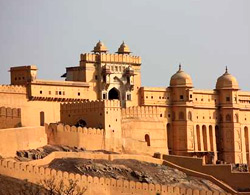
[1,41,250,167]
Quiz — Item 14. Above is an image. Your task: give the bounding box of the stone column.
[206,127,211,151]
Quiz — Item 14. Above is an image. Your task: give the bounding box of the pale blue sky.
[0,0,249,90]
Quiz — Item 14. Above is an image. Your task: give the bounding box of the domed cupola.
[216,67,239,90]
[170,64,193,87]
[117,41,131,54]
[92,41,108,53]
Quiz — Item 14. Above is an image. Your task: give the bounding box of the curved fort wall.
[0,156,232,195]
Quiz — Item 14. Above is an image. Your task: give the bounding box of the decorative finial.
[179,63,182,71]
[225,66,228,74]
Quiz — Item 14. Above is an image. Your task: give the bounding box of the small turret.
[117,41,131,54]
[92,41,108,53]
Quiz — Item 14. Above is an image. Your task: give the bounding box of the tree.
[15,177,87,195]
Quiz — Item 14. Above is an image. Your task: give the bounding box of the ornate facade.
[1,41,250,166]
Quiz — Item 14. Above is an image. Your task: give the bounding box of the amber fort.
[0,41,250,194]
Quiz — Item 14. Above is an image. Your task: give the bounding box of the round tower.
[215,67,246,164]
[168,64,194,156]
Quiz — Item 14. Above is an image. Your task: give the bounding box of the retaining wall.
[163,154,250,193]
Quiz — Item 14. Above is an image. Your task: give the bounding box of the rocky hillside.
[47,158,225,192]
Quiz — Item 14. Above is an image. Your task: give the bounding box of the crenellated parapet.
[121,106,163,119]
[0,85,26,94]
[61,100,120,113]
[60,100,121,128]
[55,123,104,135]
[0,107,21,129]
[0,158,228,195]
[80,53,141,65]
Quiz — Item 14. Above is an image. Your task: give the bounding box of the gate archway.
[108,88,120,100]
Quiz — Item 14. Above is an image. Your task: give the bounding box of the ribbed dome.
[216,68,239,90]
[170,65,193,87]
[117,41,131,54]
[92,41,108,53]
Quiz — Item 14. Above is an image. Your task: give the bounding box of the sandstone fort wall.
[60,100,120,128]
[0,85,27,94]
[121,106,165,119]
[0,126,47,157]
[81,53,141,64]
[121,106,168,155]
[48,123,105,150]
[0,153,233,195]
[60,100,105,128]
[0,107,21,129]
[0,85,61,126]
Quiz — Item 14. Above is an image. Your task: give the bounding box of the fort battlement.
[61,100,120,113]
[0,157,230,195]
[121,106,163,119]
[0,85,26,94]
[81,53,141,65]
[48,124,105,150]
[55,123,104,135]
[0,107,21,118]
[0,107,21,129]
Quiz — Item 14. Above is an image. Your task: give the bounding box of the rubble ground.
[15,145,117,161]
[46,158,225,192]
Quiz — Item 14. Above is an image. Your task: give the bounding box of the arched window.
[145,134,150,146]
[188,111,192,121]
[179,112,184,120]
[226,114,231,122]
[40,111,45,126]
[244,127,249,164]
[209,125,213,151]
[108,88,120,100]
[196,125,201,151]
[75,119,87,127]
[235,114,239,123]
[202,125,207,151]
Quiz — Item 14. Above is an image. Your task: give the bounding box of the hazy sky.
[0,0,249,90]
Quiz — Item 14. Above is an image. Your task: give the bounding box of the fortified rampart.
[121,106,165,119]
[0,126,47,157]
[0,152,234,195]
[60,100,120,128]
[81,53,141,65]
[0,107,21,129]
[0,85,27,94]
[162,154,250,192]
[48,123,105,151]
[121,106,168,155]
